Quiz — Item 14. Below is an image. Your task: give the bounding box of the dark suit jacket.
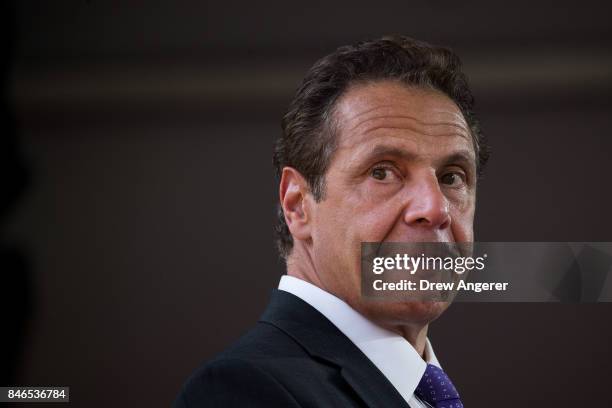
[174,289,410,407]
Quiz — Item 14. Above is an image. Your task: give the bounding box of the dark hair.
[273,35,490,260]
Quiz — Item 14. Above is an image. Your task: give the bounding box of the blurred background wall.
[4,1,612,406]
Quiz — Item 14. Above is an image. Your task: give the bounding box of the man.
[175,35,488,407]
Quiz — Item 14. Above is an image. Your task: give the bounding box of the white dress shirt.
[278,275,441,408]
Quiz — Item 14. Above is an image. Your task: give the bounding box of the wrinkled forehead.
[332,81,472,150]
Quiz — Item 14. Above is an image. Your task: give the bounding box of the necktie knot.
[414,364,463,408]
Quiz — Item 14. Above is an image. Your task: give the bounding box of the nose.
[403,175,451,230]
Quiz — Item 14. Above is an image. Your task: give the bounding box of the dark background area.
[4,1,612,407]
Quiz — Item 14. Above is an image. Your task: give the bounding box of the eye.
[370,165,398,181]
[371,167,388,180]
[440,171,465,187]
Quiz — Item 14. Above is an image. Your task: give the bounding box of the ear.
[279,167,313,242]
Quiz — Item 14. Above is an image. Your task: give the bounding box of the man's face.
[308,81,477,326]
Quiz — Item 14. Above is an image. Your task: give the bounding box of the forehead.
[332,81,473,155]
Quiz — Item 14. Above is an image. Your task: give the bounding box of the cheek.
[352,208,401,242]
[450,204,475,242]
[339,184,405,242]
[311,188,401,276]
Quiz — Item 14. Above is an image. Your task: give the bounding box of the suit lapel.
[260,290,410,408]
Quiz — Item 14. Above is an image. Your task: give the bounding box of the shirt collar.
[278,275,441,405]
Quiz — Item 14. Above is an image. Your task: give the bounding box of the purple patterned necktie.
[414,364,464,408]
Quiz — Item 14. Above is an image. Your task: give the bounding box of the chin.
[359,300,450,327]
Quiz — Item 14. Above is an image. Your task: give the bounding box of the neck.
[285,245,430,359]
[380,321,429,357]
[286,244,325,288]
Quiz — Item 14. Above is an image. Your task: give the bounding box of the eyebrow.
[359,145,476,169]
[439,151,477,169]
[361,145,418,163]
